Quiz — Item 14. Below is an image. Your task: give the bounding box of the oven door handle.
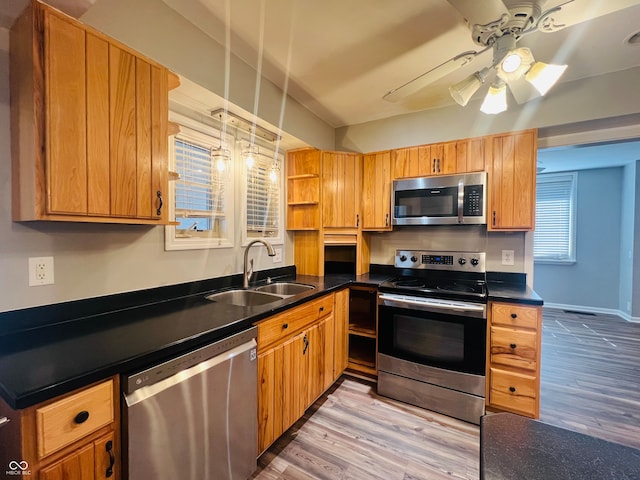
[378,293,486,317]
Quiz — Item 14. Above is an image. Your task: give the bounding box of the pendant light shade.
[480,81,507,114]
[525,62,568,96]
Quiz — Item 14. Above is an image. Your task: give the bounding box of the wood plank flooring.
[252,309,640,479]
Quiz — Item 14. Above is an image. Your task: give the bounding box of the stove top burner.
[394,279,426,288]
[437,283,476,293]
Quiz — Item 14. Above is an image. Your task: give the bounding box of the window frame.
[534,171,578,264]
[165,111,235,251]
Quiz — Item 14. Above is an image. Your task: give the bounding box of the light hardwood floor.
[252,308,640,479]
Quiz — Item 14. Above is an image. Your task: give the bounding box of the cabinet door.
[486,129,537,230]
[93,431,117,480]
[45,10,87,215]
[40,443,95,480]
[456,137,485,173]
[306,322,325,406]
[257,345,284,454]
[282,332,307,432]
[322,152,360,228]
[362,152,392,230]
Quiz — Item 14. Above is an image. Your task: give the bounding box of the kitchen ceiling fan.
[384,0,572,114]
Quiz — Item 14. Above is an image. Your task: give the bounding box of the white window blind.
[245,151,281,240]
[534,172,577,263]
[174,136,227,235]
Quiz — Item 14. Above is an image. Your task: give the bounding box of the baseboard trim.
[543,302,640,323]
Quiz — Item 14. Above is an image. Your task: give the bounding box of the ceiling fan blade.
[507,76,541,105]
[446,0,509,27]
[383,51,480,103]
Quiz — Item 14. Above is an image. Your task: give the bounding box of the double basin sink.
[205,282,315,307]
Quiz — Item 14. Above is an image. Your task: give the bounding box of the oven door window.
[379,307,486,376]
[394,186,458,218]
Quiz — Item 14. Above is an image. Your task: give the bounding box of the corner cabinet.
[0,377,120,480]
[485,129,537,231]
[10,1,179,224]
[362,151,392,231]
[255,292,348,454]
[486,302,542,418]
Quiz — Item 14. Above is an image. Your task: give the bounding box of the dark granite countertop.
[487,272,543,306]
[481,413,640,479]
[0,271,388,410]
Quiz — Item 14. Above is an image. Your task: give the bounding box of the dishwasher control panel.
[124,326,257,394]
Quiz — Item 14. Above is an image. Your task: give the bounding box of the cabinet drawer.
[490,326,538,371]
[36,380,114,458]
[491,303,539,329]
[489,368,537,417]
[257,294,334,351]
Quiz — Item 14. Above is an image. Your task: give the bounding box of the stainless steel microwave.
[392,172,487,226]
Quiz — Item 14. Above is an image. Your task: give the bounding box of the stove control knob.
[399,255,407,262]
[471,258,479,266]
[458,257,466,265]
[410,256,418,263]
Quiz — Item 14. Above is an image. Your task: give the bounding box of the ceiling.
[2,0,640,129]
[539,139,640,173]
[159,0,640,128]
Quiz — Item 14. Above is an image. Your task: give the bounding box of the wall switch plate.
[501,250,515,266]
[273,248,283,263]
[29,256,54,286]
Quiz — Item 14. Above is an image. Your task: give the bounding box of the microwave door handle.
[457,180,464,223]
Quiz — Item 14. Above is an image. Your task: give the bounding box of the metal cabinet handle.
[282,323,289,330]
[511,313,517,319]
[385,213,389,227]
[510,343,517,349]
[356,214,359,227]
[74,410,90,424]
[319,306,324,312]
[492,211,496,226]
[156,190,163,216]
[303,335,309,355]
[509,386,516,393]
[105,440,115,477]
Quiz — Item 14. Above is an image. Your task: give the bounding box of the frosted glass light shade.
[525,62,568,95]
[449,73,483,106]
[480,83,507,114]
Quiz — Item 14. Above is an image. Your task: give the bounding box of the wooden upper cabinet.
[456,137,485,173]
[11,1,176,224]
[393,138,484,179]
[286,148,321,230]
[362,151,392,231]
[486,129,537,231]
[322,151,361,229]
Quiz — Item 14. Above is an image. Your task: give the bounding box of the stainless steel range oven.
[377,250,487,424]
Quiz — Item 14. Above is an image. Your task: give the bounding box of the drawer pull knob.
[509,386,516,393]
[74,410,90,424]
[510,343,517,349]
[511,313,517,319]
[106,440,115,477]
[319,306,324,312]
[282,323,289,330]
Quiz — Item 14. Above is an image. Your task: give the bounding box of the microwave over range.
[392,172,487,226]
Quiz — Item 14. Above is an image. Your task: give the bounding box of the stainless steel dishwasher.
[122,326,258,480]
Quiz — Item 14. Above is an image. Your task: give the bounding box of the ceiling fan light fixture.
[497,47,534,82]
[480,81,507,115]
[525,62,568,96]
[449,67,491,107]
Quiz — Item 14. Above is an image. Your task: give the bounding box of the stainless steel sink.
[205,289,285,307]
[254,282,316,296]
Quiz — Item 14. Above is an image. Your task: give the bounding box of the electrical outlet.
[29,257,54,286]
[272,248,283,263]
[501,250,515,266]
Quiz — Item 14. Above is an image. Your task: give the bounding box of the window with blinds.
[534,172,577,263]
[165,118,234,251]
[245,150,282,241]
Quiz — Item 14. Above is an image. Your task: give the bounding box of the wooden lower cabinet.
[486,302,542,418]
[256,292,348,454]
[0,377,120,480]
